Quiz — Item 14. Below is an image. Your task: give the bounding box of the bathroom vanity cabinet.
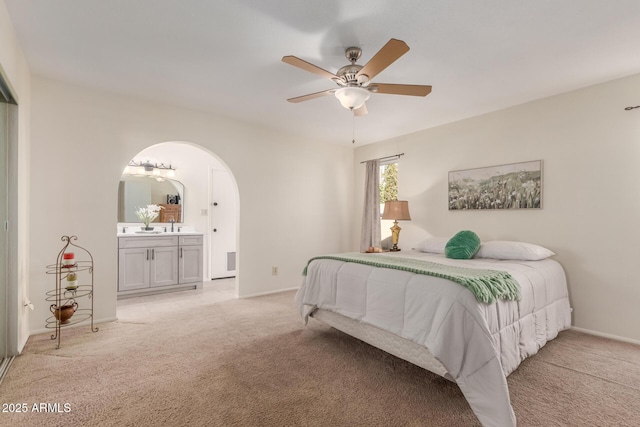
[118,233,203,298]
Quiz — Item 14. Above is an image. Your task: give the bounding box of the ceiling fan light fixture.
[334,87,370,110]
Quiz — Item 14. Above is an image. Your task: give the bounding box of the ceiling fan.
[282,38,432,116]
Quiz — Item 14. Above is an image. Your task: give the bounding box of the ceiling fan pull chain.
[352,111,356,144]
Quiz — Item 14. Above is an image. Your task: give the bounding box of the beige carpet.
[2,290,639,427]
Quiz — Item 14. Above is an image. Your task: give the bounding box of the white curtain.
[360,159,381,252]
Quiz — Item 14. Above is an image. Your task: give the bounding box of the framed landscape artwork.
[448,160,542,210]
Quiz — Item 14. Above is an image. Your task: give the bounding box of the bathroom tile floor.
[116,278,236,322]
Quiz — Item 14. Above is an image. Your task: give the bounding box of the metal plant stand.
[45,235,98,349]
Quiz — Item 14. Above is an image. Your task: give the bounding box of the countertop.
[117,231,203,237]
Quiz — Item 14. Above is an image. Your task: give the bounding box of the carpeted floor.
[1,289,639,427]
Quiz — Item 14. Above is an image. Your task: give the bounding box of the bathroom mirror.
[117,175,184,223]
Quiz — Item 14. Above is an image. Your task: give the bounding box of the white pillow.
[414,237,449,254]
[475,241,555,261]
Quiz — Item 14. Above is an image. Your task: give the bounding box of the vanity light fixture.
[124,160,176,180]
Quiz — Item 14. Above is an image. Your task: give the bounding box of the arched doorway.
[116,141,239,301]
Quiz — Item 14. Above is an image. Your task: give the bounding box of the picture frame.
[448,160,542,210]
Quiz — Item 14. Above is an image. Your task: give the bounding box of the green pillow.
[445,230,481,259]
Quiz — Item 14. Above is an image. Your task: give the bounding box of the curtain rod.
[360,153,404,164]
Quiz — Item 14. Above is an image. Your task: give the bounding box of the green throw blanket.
[303,252,521,304]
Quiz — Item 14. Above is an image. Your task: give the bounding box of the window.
[379,162,398,242]
[379,162,398,204]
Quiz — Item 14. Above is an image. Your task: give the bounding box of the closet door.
[0,77,17,360]
[0,99,8,359]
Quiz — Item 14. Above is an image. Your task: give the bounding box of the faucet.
[170,219,174,232]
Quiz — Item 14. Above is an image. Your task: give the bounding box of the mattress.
[295,250,572,427]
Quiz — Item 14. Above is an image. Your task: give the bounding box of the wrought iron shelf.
[46,285,93,302]
[45,310,94,329]
[45,261,93,275]
[47,235,98,349]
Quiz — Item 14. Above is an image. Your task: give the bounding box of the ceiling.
[5,0,640,146]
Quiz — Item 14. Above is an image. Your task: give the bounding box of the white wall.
[28,75,354,333]
[354,73,640,343]
[0,0,31,353]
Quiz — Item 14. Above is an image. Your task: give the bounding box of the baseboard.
[118,283,197,299]
[571,326,640,346]
[30,316,118,336]
[241,287,299,299]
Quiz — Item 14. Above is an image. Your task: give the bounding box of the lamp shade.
[334,87,370,110]
[382,200,411,220]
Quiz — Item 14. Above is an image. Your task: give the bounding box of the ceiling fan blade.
[286,89,335,103]
[282,55,337,80]
[373,83,432,97]
[354,103,368,116]
[356,39,410,80]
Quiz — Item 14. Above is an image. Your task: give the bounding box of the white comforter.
[295,251,572,427]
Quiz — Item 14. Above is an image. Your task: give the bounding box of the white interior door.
[209,169,237,279]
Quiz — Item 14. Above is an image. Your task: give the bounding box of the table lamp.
[382,200,411,251]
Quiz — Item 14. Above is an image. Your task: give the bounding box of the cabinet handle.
[180,248,183,258]
[152,249,155,260]
[146,249,149,261]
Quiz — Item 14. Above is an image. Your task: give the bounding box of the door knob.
[213,228,217,232]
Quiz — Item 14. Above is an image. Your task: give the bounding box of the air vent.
[227,252,236,271]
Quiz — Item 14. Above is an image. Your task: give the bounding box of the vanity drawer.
[179,235,203,246]
[118,236,179,249]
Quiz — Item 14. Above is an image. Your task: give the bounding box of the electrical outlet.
[272,266,278,275]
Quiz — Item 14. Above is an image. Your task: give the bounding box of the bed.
[295,248,572,427]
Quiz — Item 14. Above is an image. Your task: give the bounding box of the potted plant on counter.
[135,204,164,231]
